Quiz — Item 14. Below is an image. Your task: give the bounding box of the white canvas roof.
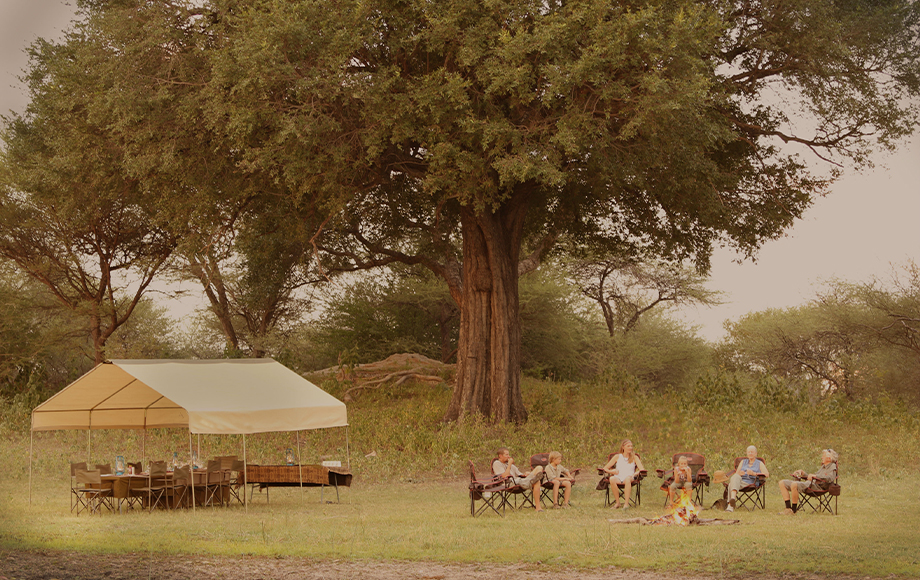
[31,359,348,434]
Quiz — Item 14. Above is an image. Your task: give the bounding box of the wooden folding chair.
[74,469,113,515]
[70,462,88,513]
[135,461,168,511]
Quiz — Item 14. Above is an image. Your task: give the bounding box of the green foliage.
[594,312,712,392]
[307,271,457,369]
[102,299,186,360]
[518,270,607,380]
[0,263,93,404]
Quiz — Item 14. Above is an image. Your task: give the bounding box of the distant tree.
[180,202,325,358]
[0,34,176,365]
[600,311,713,391]
[567,255,722,336]
[103,298,184,360]
[722,303,878,400]
[309,271,459,368]
[825,262,920,358]
[0,262,90,399]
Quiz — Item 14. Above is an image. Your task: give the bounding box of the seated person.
[601,439,644,509]
[668,455,693,506]
[544,451,576,508]
[777,448,838,515]
[492,447,545,511]
[726,445,769,512]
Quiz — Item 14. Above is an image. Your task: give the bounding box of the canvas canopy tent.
[30,359,349,508]
[31,359,348,433]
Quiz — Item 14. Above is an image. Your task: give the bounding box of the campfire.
[610,491,740,526]
[650,490,700,526]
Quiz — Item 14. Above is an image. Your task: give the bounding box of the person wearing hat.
[722,445,769,512]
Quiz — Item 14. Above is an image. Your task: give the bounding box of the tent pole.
[142,429,146,470]
[345,425,351,471]
[87,430,91,465]
[189,431,195,512]
[242,434,248,512]
[297,431,304,503]
[197,434,201,465]
[28,429,34,508]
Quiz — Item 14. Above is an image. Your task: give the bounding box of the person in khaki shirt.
[492,447,545,511]
[778,448,838,515]
[544,451,576,508]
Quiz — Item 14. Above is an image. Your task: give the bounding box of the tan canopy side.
[31,359,347,434]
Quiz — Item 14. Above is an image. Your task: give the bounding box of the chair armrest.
[597,467,607,476]
[657,469,672,479]
[756,473,767,481]
[636,470,648,481]
[570,468,581,477]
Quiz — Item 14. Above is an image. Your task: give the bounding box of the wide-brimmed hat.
[711,470,730,485]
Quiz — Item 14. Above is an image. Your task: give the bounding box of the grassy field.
[1,474,919,576]
[2,374,920,576]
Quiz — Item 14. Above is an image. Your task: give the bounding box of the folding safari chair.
[468,460,513,517]
[74,469,113,515]
[530,453,580,508]
[596,453,646,507]
[70,462,88,513]
[203,460,225,507]
[135,461,169,511]
[657,452,709,506]
[723,456,768,510]
[484,455,537,510]
[796,460,840,515]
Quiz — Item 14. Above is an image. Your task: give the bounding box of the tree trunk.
[445,189,530,423]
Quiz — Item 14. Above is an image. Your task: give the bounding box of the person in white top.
[601,439,644,509]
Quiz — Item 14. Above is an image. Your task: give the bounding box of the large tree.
[53,0,920,421]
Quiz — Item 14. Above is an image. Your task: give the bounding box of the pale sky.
[3,0,918,343]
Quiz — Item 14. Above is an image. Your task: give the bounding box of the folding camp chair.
[468,460,513,517]
[796,459,840,515]
[497,460,536,511]
[226,459,245,506]
[530,453,580,508]
[203,460,225,507]
[70,462,88,513]
[169,466,193,509]
[74,469,113,515]
[596,453,646,507]
[723,456,768,510]
[135,461,169,511]
[657,452,709,506]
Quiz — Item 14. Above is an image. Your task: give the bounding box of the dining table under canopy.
[30,358,349,508]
